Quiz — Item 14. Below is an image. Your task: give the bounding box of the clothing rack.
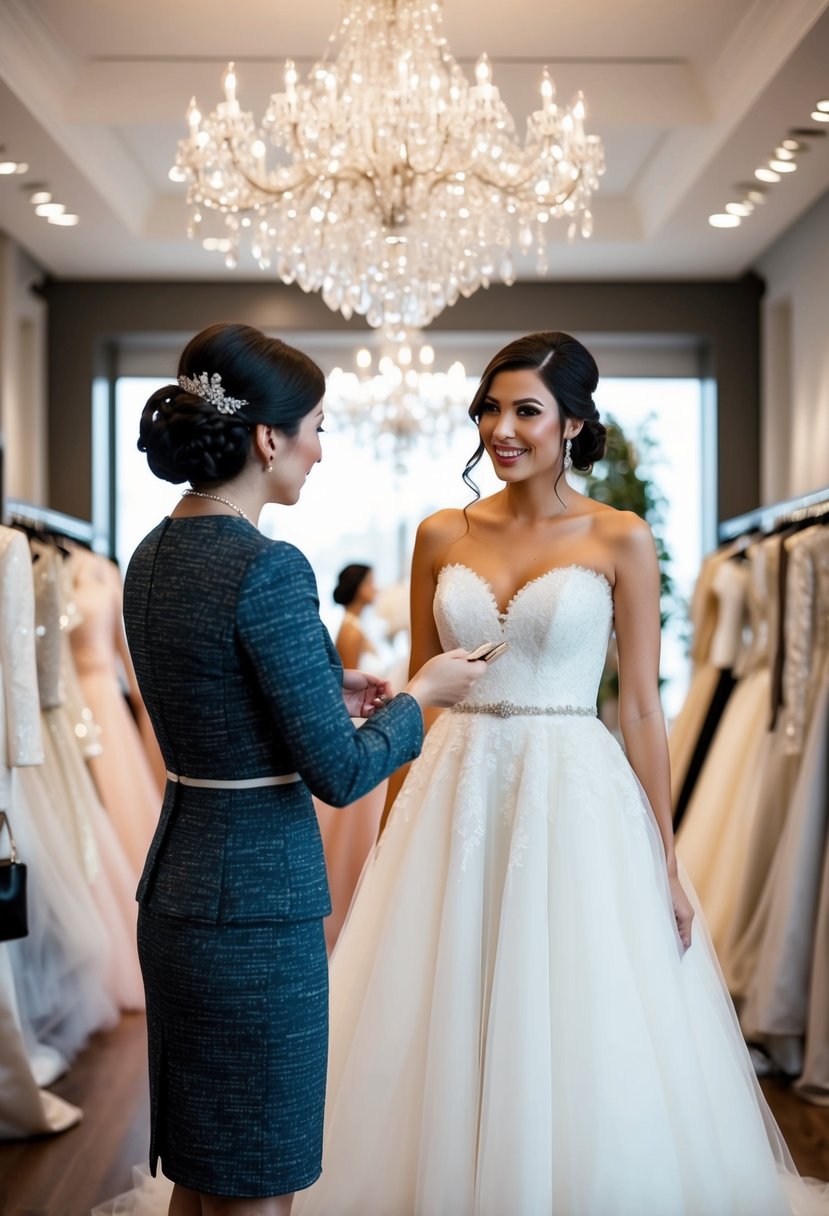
[5,498,98,547]
[718,486,829,543]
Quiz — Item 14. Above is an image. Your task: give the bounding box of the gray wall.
[44,274,764,524]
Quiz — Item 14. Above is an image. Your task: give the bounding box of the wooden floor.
[1,1013,828,1216]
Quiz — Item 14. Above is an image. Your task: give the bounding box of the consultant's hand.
[669,872,695,951]
[342,669,394,718]
[405,648,488,709]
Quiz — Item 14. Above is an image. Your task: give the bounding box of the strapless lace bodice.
[434,563,613,711]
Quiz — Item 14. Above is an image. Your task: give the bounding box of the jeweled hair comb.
[177,371,248,415]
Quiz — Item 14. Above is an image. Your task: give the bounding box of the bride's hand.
[669,873,694,951]
[342,669,393,718]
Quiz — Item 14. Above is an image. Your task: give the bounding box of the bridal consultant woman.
[122,322,485,1216]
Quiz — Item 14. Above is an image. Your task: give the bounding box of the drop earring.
[563,437,573,472]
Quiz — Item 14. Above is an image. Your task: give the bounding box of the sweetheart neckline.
[437,562,614,620]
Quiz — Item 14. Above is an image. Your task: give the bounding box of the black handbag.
[0,810,28,942]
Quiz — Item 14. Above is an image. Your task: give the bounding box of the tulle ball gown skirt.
[294,709,829,1216]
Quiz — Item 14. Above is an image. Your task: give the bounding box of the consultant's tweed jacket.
[124,515,423,923]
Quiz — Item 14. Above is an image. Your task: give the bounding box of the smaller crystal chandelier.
[173,0,604,334]
[326,332,470,469]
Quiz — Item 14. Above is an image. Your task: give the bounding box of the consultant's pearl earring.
[563,437,573,472]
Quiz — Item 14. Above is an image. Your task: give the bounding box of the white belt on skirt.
[166,771,302,790]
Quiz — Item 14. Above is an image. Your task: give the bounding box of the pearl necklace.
[181,489,253,525]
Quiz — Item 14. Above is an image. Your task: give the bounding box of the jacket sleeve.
[236,542,423,806]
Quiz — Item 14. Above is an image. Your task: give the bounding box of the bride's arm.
[610,512,695,949]
[378,512,453,833]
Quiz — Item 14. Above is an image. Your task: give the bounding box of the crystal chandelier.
[173,0,604,333]
[326,332,470,469]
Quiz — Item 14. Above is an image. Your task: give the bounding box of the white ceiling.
[1,0,828,283]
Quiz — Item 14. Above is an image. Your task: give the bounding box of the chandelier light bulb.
[355,347,372,370]
[419,343,435,366]
[708,213,741,228]
[222,64,238,104]
[474,54,492,86]
[172,0,604,331]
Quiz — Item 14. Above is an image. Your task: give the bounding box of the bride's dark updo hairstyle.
[463,331,606,498]
[138,322,326,485]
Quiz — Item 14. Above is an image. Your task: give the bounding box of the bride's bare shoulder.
[416,507,468,545]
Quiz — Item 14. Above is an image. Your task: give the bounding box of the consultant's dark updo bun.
[464,330,607,494]
[139,384,252,484]
[138,323,326,486]
[333,564,372,606]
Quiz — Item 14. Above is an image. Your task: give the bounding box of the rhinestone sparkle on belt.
[452,701,597,718]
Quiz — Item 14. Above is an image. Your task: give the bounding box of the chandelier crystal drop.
[174,0,604,333]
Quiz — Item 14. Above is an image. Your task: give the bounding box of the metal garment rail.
[718,486,829,543]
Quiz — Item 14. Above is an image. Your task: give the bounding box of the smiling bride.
[293,331,829,1216]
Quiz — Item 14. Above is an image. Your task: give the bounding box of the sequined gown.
[292,562,829,1216]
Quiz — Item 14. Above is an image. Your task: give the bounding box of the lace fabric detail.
[0,528,45,807]
[782,526,829,755]
[434,563,612,712]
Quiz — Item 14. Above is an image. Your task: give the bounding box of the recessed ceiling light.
[769,159,797,173]
[47,213,79,226]
[725,202,753,216]
[815,99,829,113]
[810,110,829,123]
[35,202,65,217]
[773,146,796,160]
[709,213,741,228]
[0,160,28,175]
[781,139,801,151]
[30,190,52,204]
[755,167,780,183]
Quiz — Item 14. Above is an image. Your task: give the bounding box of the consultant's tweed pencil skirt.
[138,906,328,1197]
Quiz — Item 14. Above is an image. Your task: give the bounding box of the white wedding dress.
[295,563,829,1216]
[98,564,829,1216]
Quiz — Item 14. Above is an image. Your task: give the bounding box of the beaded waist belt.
[166,771,301,789]
[452,701,597,719]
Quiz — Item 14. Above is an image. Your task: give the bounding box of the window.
[115,373,705,719]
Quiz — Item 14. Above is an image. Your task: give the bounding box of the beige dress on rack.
[720,533,801,994]
[676,549,776,954]
[0,526,81,1137]
[32,541,144,1013]
[740,526,829,1085]
[667,544,740,807]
